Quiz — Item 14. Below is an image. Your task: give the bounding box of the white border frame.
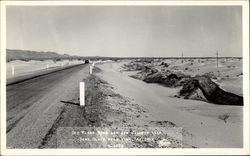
[1,1,249,155]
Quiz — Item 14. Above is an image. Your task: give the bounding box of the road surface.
[7,64,89,148]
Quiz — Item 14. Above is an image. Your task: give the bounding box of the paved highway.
[7,64,89,148]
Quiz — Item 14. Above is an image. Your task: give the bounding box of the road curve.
[7,64,90,148]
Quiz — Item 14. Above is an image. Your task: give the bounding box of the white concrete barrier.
[11,66,15,76]
[80,82,85,106]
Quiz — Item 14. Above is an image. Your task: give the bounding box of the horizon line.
[6,48,243,58]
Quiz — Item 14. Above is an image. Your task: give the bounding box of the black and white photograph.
[0,0,249,155]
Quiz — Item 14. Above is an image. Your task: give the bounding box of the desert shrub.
[237,73,243,77]
[218,114,230,123]
[203,72,216,79]
[160,62,169,67]
[20,58,30,62]
[7,58,15,62]
[188,59,194,62]
[53,58,62,63]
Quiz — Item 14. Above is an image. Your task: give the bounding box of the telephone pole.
[216,51,220,77]
[181,52,183,63]
[216,51,218,70]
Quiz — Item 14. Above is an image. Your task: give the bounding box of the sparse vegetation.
[218,114,230,123]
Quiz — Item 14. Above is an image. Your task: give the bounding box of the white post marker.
[11,65,15,76]
[46,64,49,69]
[90,65,93,74]
[80,82,85,106]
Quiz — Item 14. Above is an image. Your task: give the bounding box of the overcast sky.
[6,6,242,57]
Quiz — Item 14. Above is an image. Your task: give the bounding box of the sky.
[6,6,242,57]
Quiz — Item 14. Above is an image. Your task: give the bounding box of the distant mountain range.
[6,49,242,62]
[6,49,76,62]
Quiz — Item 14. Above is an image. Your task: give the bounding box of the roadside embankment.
[40,66,185,148]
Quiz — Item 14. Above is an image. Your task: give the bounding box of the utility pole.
[216,51,220,77]
[216,51,219,70]
[181,52,183,63]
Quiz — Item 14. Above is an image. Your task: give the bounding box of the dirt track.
[7,64,89,148]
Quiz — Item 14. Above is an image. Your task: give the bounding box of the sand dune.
[96,62,243,147]
[121,58,243,105]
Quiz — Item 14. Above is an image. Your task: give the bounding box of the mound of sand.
[143,72,183,87]
[179,79,202,99]
[176,76,243,105]
[195,77,243,105]
[123,62,243,106]
[129,67,158,80]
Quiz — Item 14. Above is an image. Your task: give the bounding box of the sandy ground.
[41,68,184,148]
[6,60,85,79]
[6,59,243,148]
[95,62,243,148]
[157,58,242,96]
